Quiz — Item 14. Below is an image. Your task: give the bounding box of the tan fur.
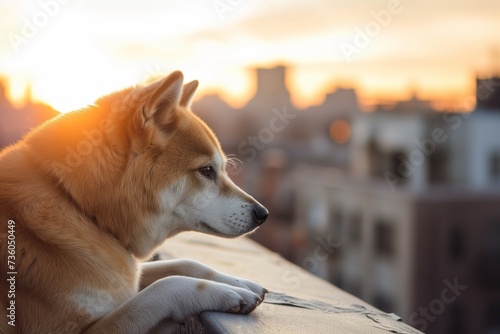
[0,71,268,333]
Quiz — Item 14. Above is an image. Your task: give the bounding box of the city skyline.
[0,63,489,115]
[0,0,499,113]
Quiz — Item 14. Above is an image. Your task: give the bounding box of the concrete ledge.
[155,233,421,334]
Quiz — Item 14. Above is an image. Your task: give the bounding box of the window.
[388,151,407,181]
[429,150,448,184]
[449,226,465,262]
[308,200,328,231]
[367,138,382,177]
[374,219,395,256]
[330,208,343,244]
[489,152,500,181]
[349,212,362,244]
[478,222,500,287]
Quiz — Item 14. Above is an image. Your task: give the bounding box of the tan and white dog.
[0,71,269,333]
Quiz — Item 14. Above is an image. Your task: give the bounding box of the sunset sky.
[0,0,499,113]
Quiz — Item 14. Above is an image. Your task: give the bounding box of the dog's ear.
[142,71,184,125]
[180,80,199,108]
[131,71,183,151]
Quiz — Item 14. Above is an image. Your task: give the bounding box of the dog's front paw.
[215,273,268,301]
[194,281,263,316]
[235,278,268,301]
[159,277,263,322]
[222,285,263,314]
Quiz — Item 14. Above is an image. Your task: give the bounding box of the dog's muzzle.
[251,204,269,226]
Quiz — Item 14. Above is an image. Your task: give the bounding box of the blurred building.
[244,65,292,115]
[476,76,500,111]
[195,65,361,168]
[0,81,58,149]
[292,79,500,334]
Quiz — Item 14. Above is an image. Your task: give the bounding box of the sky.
[0,0,499,113]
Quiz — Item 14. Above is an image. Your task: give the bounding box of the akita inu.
[0,71,269,333]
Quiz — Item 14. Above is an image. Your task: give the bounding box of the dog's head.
[120,71,268,241]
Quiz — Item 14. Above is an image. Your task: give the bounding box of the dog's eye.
[199,166,216,180]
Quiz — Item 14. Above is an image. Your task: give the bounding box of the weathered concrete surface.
[155,233,422,334]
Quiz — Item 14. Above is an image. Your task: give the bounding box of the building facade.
[292,80,500,334]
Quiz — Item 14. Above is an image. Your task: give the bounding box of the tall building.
[249,65,291,111]
[291,79,500,334]
[476,76,500,111]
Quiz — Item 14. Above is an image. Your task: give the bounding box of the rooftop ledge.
[152,233,422,334]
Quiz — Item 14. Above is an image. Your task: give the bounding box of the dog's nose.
[252,204,269,225]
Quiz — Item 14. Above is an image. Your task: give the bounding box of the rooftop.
[152,232,422,333]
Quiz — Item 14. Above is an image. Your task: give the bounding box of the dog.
[0,71,269,333]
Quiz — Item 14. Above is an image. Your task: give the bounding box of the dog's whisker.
[226,156,243,170]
